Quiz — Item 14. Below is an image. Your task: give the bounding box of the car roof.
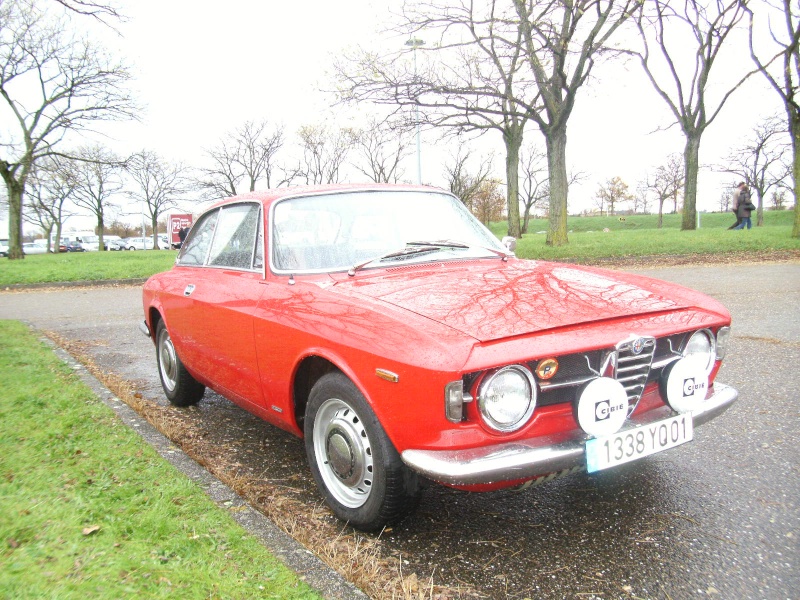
[205,183,449,212]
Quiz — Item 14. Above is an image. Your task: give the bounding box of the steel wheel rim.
[157,327,178,392]
[313,398,374,509]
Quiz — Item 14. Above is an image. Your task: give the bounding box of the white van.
[76,233,121,251]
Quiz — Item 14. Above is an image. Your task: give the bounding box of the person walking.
[727,182,746,229]
[733,182,755,230]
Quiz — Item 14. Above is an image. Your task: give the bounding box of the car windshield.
[271,190,505,273]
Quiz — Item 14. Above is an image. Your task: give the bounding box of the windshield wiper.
[406,239,469,249]
[348,240,508,277]
[348,245,438,275]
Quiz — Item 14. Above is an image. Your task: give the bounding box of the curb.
[43,336,368,600]
[2,278,148,291]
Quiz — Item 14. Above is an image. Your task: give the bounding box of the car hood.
[330,260,717,342]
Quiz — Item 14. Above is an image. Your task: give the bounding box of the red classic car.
[140,184,738,531]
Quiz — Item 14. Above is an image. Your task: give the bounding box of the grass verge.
[0,320,320,600]
[3,212,798,287]
[0,250,177,287]
[44,331,462,600]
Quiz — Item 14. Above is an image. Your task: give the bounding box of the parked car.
[123,237,155,251]
[140,184,738,532]
[108,239,128,251]
[22,242,47,255]
[0,239,8,257]
[79,234,121,251]
[65,241,85,252]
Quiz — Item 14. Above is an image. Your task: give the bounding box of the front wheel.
[304,372,420,532]
[155,319,205,407]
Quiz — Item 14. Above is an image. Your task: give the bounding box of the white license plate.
[585,413,694,473]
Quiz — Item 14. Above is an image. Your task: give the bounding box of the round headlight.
[477,365,536,432]
[683,329,716,373]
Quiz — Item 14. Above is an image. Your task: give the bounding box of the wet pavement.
[1,262,798,599]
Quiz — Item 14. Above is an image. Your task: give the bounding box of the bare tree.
[198,120,286,199]
[634,180,652,214]
[770,187,788,210]
[0,1,134,259]
[351,118,410,183]
[23,158,77,252]
[648,154,684,228]
[720,115,789,225]
[518,143,548,233]
[595,177,634,215]
[53,0,121,22]
[472,178,506,226]
[340,1,638,244]
[631,0,755,231]
[69,145,125,248]
[127,150,191,250]
[295,124,354,185]
[337,1,532,238]
[443,147,494,211]
[746,0,800,237]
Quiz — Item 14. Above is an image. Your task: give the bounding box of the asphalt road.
[1,262,798,599]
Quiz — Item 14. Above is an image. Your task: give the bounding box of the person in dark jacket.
[733,183,754,230]
[728,182,746,229]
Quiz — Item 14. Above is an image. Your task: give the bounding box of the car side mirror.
[501,236,517,253]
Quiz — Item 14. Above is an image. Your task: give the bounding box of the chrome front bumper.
[401,383,738,487]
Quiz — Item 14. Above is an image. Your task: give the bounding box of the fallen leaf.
[8,538,20,549]
[82,525,101,536]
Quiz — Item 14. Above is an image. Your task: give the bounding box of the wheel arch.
[292,355,340,434]
[146,307,163,342]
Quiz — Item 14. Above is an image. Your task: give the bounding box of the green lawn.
[0,250,177,286]
[0,321,320,600]
[2,210,798,286]
[490,210,800,261]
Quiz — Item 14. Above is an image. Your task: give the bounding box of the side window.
[207,203,260,269]
[178,210,219,266]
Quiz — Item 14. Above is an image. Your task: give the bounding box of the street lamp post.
[405,37,425,185]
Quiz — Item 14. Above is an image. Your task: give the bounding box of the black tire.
[155,319,205,407]
[304,372,420,532]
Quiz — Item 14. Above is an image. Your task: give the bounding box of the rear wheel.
[156,320,204,406]
[304,372,420,532]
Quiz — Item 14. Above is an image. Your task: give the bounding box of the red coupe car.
[140,184,738,531]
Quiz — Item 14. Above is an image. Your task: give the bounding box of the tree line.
[2,0,799,259]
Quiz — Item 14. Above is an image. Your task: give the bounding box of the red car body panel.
[141,185,735,493]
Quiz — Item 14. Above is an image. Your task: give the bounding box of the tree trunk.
[44,224,54,253]
[503,126,523,238]
[55,222,64,253]
[95,214,105,252]
[151,213,159,250]
[545,127,569,246]
[791,108,800,239]
[757,193,764,227]
[4,180,24,260]
[682,135,700,230]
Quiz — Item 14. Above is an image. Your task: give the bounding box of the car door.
[167,202,268,410]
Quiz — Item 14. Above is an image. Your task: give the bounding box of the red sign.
[169,214,193,244]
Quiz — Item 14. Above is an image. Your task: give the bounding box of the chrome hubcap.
[313,398,373,508]
[157,328,178,392]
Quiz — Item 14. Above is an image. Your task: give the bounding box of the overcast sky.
[9,0,786,235]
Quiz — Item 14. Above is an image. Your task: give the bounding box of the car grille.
[531,333,688,411]
[613,337,655,415]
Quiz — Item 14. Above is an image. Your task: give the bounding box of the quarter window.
[207,203,261,269]
[178,209,219,266]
